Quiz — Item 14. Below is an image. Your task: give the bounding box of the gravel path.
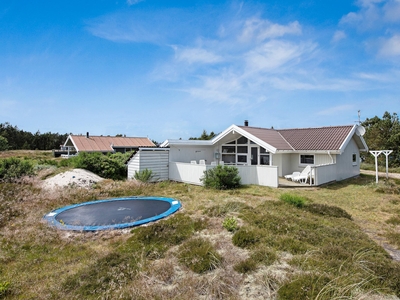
[360,169,400,179]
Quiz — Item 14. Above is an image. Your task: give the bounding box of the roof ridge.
[277,124,354,131]
[276,131,296,151]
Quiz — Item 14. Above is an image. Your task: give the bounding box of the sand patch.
[42,168,104,189]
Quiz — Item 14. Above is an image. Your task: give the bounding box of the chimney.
[244,120,249,126]
[86,132,89,138]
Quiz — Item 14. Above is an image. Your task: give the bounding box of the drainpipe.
[328,151,333,164]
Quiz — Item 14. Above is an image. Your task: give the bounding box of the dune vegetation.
[0,151,400,299]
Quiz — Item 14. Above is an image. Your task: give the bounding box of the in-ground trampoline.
[44,196,181,231]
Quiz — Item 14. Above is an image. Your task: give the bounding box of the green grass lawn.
[1,162,400,299]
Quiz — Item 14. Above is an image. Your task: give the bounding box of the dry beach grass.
[1,153,400,299]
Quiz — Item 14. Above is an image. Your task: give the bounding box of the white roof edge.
[64,135,79,152]
[160,139,213,147]
[338,124,369,154]
[212,125,277,153]
[337,125,356,154]
[139,147,169,151]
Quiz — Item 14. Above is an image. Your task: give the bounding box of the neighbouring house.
[55,132,155,157]
[155,121,368,187]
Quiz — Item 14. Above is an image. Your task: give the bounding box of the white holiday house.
[157,122,368,187]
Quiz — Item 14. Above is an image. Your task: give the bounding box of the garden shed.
[127,148,170,182]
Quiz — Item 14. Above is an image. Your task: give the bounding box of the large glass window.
[300,154,314,164]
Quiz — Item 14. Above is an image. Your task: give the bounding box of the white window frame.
[300,154,315,165]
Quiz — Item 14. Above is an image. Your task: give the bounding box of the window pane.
[237,136,248,144]
[260,155,269,165]
[260,147,269,154]
[237,146,248,153]
[238,155,247,163]
[222,146,235,153]
[300,155,314,164]
[222,154,235,163]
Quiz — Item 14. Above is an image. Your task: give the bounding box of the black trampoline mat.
[55,199,171,226]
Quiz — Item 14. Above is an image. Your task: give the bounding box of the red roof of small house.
[67,135,155,152]
[238,125,354,151]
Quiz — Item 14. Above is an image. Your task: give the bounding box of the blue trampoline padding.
[43,196,181,231]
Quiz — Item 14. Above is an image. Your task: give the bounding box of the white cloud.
[383,0,400,22]
[332,30,347,43]
[126,0,144,6]
[173,47,223,64]
[378,34,400,56]
[244,40,316,73]
[317,105,355,116]
[238,18,301,43]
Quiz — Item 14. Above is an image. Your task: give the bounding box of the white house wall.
[169,145,215,164]
[336,138,360,181]
[127,149,169,182]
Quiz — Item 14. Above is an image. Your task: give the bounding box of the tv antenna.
[356,110,361,124]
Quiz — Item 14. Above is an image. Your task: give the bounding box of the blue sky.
[1,0,399,143]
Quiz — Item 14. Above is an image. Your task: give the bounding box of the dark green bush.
[70,151,134,180]
[0,157,34,180]
[200,165,241,190]
[178,237,222,274]
[305,203,352,220]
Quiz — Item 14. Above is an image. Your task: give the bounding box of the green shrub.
[232,227,260,248]
[70,151,134,180]
[134,168,154,182]
[0,157,34,180]
[233,258,257,274]
[178,237,222,274]
[0,281,10,297]
[222,216,238,232]
[125,213,208,259]
[0,136,8,151]
[305,203,352,220]
[280,193,307,207]
[278,273,332,300]
[201,165,241,190]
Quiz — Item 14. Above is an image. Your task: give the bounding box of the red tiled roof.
[70,135,155,152]
[238,125,354,151]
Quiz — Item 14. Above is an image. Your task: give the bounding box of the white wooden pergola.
[369,150,393,183]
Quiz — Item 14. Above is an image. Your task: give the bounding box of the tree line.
[0,122,68,151]
[1,112,399,167]
[361,111,400,167]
